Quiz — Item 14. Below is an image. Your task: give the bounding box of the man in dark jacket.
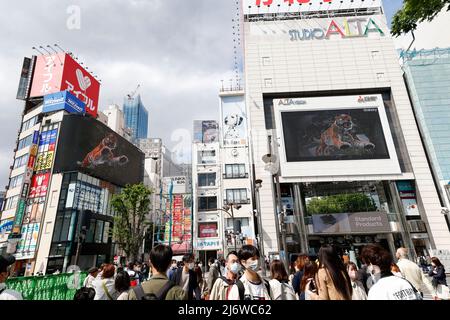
[170,253,200,300]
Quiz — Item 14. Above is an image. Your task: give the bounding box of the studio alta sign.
[289,17,384,41]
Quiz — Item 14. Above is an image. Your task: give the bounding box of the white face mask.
[348,270,357,281]
[367,264,381,284]
[229,262,241,275]
[187,263,195,270]
[245,259,259,272]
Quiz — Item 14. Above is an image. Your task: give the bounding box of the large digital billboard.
[282,108,390,162]
[53,114,144,187]
[29,53,100,117]
[274,95,401,177]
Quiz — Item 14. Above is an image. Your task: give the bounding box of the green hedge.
[306,193,377,214]
[6,272,87,300]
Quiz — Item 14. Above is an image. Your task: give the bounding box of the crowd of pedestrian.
[0,243,448,300]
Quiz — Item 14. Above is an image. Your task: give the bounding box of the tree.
[111,183,153,262]
[391,0,450,37]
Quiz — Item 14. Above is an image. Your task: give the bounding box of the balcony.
[222,173,249,179]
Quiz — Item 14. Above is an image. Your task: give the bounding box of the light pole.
[255,179,267,275]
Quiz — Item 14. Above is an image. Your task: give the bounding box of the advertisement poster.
[34,128,58,172]
[43,91,85,115]
[221,95,247,147]
[202,121,219,143]
[29,53,100,117]
[53,115,144,187]
[397,181,420,217]
[28,173,50,198]
[282,108,390,162]
[15,223,40,260]
[198,222,218,238]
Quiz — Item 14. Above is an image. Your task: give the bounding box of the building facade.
[123,94,148,142]
[242,0,449,265]
[100,104,133,142]
[402,47,450,221]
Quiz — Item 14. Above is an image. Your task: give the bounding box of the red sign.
[198,223,218,238]
[29,173,50,199]
[29,53,100,117]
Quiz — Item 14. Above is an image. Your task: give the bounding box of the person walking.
[206,258,220,296]
[306,245,352,300]
[228,245,271,300]
[83,267,99,289]
[362,245,421,300]
[115,271,131,300]
[291,254,309,297]
[92,264,118,300]
[209,251,240,300]
[345,262,367,300]
[167,260,178,280]
[428,257,449,300]
[299,261,318,300]
[268,260,297,300]
[396,247,428,296]
[170,253,200,300]
[0,255,22,300]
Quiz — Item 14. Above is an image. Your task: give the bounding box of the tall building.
[0,52,144,275]
[241,0,449,266]
[123,94,148,142]
[402,48,450,217]
[100,104,133,142]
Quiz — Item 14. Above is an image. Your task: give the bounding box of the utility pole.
[274,174,289,272]
[255,179,267,275]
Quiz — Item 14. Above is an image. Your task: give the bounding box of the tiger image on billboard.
[281,108,390,162]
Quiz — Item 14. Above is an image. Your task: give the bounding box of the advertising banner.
[198,222,218,238]
[43,91,85,115]
[15,223,40,260]
[34,128,58,172]
[163,177,187,194]
[53,114,144,187]
[312,212,390,234]
[221,95,248,147]
[12,199,27,234]
[195,239,221,251]
[242,0,382,16]
[16,56,34,100]
[202,121,219,143]
[0,219,13,235]
[29,53,100,117]
[397,181,420,217]
[282,108,390,162]
[24,199,45,224]
[28,173,50,199]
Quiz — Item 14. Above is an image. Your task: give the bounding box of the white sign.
[164,176,187,194]
[243,0,382,16]
[221,94,248,147]
[195,239,222,251]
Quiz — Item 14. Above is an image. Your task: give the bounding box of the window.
[94,220,104,243]
[21,116,39,132]
[198,173,216,187]
[198,150,216,164]
[264,78,273,87]
[224,164,247,179]
[5,195,19,210]
[17,134,33,150]
[13,154,28,169]
[225,189,249,204]
[9,174,24,189]
[262,56,272,66]
[198,197,217,211]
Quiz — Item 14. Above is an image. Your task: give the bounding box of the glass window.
[9,174,24,189]
[5,195,19,210]
[85,219,96,243]
[198,197,217,211]
[198,150,216,164]
[21,116,39,132]
[13,154,28,169]
[17,134,33,150]
[224,164,247,178]
[94,220,104,243]
[198,173,216,187]
[225,189,248,204]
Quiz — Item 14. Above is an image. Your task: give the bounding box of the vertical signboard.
[221,95,248,147]
[397,181,420,217]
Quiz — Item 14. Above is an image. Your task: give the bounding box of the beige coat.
[209,278,233,300]
[311,268,351,300]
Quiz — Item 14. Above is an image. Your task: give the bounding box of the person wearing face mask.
[345,262,367,300]
[167,259,178,280]
[228,245,271,300]
[169,253,200,300]
[206,258,221,296]
[209,251,240,300]
[361,245,421,300]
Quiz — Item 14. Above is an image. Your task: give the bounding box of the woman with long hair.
[114,270,131,300]
[268,260,297,300]
[291,254,309,296]
[299,261,318,300]
[306,245,352,300]
[428,257,448,300]
[345,262,367,300]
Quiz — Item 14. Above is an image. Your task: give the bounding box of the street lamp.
[254,179,267,275]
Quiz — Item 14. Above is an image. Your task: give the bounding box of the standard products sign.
[289,17,384,41]
[312,212,390,234]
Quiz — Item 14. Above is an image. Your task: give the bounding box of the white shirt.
[117,291,129,300]
[268,279,297,300]
[228,275,271,300]
[368,276,418,300]
[83,275,96,288]
[0,283,23,300]
[92,278,118,300]
[180,270,190,294]
[396,258,424,292]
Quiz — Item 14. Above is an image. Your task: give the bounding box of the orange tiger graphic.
[78,133,129,169]
[316,114,375,156]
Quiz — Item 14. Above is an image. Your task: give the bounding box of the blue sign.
[43,91,85,115]
[0,219,13,234]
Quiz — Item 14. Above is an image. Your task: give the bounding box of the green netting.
[5,272,88,300]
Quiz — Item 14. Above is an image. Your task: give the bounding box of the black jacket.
[170,267,200,300]
[429,266,447,287]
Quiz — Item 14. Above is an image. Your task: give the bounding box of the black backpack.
[133,280,176,300]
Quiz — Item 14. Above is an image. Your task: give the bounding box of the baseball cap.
[0,255,16,273]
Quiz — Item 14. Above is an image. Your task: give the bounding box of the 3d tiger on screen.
[315,114,375,156]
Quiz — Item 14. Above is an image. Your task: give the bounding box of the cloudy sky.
[0,0,403,188]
